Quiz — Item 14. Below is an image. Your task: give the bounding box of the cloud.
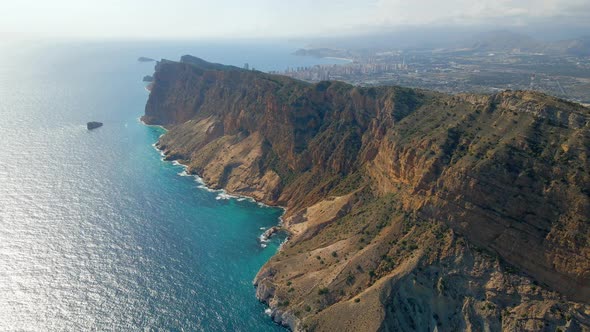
[373,0,590,26]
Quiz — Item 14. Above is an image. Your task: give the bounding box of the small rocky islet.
[137,56,156,63]
[86,121,103,130]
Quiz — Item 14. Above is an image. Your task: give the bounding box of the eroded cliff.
[143,56,590,331]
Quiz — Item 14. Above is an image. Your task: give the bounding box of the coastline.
[139,117,295,330]
[138,116,290,244]
[324,56,354,63]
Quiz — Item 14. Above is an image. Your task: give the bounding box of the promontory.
[142,55,590,331]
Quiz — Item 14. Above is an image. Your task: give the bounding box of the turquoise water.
[0,41,345,331]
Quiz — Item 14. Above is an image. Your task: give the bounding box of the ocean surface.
[0,40,346,331]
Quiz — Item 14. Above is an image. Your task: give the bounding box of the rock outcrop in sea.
[138,56,156,62]
[143,55,590,331]
[86,121,103,130]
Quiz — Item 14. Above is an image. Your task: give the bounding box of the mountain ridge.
[142,56,590,331]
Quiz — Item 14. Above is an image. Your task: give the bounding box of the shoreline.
[324,56,354,63]
[138,116,290,245]
[140,115,294,329]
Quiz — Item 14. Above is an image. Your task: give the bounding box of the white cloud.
[373,0,590,26]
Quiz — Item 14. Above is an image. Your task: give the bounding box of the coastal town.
[273,46,590,105]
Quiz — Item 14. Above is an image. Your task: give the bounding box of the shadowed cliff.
[143,55,590,331]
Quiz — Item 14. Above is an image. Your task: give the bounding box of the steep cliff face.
[143,56,590,331]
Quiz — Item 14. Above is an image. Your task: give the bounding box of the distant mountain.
[299,28,590,57]
[447,30,590,56]
[466,30,545,53]
[551,36,590,56]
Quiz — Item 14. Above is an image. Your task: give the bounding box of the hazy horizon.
[2,0,589,43]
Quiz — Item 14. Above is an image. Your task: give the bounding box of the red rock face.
[144,56,590,330]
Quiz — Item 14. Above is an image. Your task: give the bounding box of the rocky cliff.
[143,55,590,331]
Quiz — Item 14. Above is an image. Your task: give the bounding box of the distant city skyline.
[1,0,589,41]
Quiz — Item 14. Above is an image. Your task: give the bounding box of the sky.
[1,0,589,41]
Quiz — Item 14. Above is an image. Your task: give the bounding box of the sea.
[0,40,347,331]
